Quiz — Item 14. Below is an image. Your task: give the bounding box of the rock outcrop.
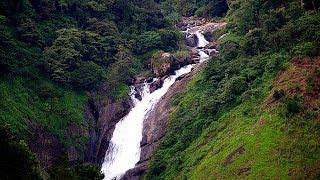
[84,90,132,166]
[176,51,199,66]
[177,16,227,36]
[151,52,180,77]
[122,16,226,179]
[149,78,164,93]
[185,33,198,47]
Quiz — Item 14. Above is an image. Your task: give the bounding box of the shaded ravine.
[101,30,211,180]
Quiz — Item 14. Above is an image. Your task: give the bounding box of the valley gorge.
[1,0,319,179]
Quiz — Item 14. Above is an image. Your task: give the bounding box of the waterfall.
[101,30,211,180]
[195,30,209,48]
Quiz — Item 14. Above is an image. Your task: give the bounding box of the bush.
[50,153,104,180]
[221,41,241,60]
[71,61,103,89]
[285,96,302,117]
[73,164,104,180]
[291,42,319,57]
[265,53,288,74]
[243,28,266,56]
[273,89,285,100]
[38,81,60,99]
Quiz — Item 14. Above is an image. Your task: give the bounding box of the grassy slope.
[185,59,320,179]
[147,56,320,179]
[0,76,87,148]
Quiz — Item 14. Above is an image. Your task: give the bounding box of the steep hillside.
[147,0,320,179]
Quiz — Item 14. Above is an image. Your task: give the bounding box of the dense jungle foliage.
[160,0,229,22]
[147,0,320,179]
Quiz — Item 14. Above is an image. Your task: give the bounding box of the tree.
[43,28,113,89]
[106,45,134,89]
[243,28,266,55]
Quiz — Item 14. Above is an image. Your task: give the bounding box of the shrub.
[38,81,59,99]
[291,42,318,57]
[273,89,285,100]
[221,41,241,60]
[71,61,103,89]
[243,28,266,56]
[285,96,302,117]
[265,53,288,74]
[134,30,180,55]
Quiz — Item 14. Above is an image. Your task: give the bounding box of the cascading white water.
[195,30,209,48]
[196,30,210,62]
[101,30,211,180]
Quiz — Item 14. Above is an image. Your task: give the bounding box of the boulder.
[133,76,152,84]
[205,41,218,49]
[149,79,164,93]
[174,51,198,66]
[151,52,180,77]
[133,84,146,101]
[185,33,198,47]
[176,21,188,31]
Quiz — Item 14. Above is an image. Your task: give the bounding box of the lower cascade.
[101,30,210,180]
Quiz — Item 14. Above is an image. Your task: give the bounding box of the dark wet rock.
[133,76,152,84]
[176,21,189,31]
[149,78,164,93]
[134,92,142,101]
[185,33,198,47]
[204,31,214,42]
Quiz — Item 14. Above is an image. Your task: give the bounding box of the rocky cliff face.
[84,90,132,166]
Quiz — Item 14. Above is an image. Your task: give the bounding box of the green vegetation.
[160,0,229,22]
[147,0,320,179]
[1,0,319,178]
[49,153,104,180]
[0,76,87,147]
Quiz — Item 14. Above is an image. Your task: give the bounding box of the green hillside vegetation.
[147,0,320,179]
